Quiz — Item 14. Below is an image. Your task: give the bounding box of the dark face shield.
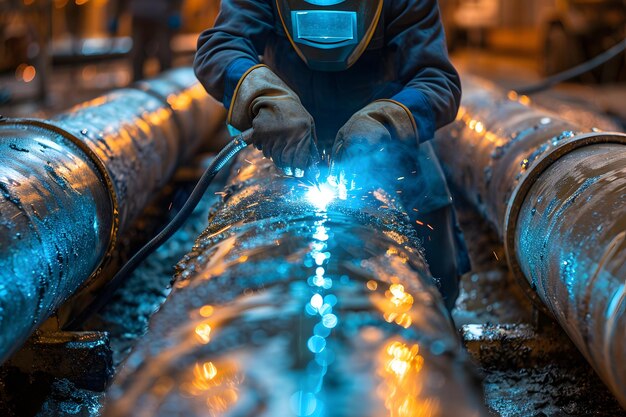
[276,0,383,72]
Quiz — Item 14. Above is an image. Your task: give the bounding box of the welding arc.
[515,37,626,95]
[66,130,252,330]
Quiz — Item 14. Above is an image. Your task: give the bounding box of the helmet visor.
[276,0,383,71]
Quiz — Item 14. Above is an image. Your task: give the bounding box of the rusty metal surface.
[434,75,626,407]
[0,68,225,363]
[103,149,488,417]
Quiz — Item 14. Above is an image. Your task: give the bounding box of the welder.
[194,0,469,309]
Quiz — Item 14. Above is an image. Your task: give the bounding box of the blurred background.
[0,0,624,124]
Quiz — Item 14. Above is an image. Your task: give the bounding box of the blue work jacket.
[194,0,460,213]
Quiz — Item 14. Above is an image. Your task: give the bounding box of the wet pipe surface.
[0,67,226,363]
[103,150,488,417]
[434,75,626,407]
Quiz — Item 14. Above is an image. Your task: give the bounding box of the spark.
[305,178,349,210]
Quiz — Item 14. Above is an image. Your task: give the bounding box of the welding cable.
[66,129,252,330]
[514,37,626,95]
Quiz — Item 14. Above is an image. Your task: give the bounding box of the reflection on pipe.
[103,150,488,417]
[434,75,626,407]
[0,68,225,363]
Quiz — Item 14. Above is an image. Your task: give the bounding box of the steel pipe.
[434,75,626,407]
[103,150,488,417]
[0,68,225,363]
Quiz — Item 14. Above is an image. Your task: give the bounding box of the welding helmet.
[276,0,384,72]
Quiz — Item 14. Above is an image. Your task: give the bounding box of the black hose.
[66,129,252,329]
[515,37,626,95]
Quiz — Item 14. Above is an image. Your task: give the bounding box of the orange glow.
[385,284,414,328]
[371,283,416,329]
[199,305,214,318]
[194,322,212,344]
[367,280,379,291]
[383,230,408,246]
[507,90,519,101]
[16,65,37,83]
[192,362,218,390]
[377,340,438,417]
[389,284,413,307]
[167,93,192,112]
[181,360,242,414]
[22,66,36,83]
[455,106,467,121]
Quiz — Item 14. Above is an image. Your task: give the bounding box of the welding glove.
[330,100,419,188]
[229,65,320,178]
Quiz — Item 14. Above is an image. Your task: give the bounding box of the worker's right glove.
[229,65,320,178]
[330,99,419,189]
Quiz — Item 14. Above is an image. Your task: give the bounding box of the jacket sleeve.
[385,0,461,142]
[193,0,274,108]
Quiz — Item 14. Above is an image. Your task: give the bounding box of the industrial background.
[0,0,625,416]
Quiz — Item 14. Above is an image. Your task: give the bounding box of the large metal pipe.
[103,150,488,417]
[0,68,225,363]
[434,76,626,407]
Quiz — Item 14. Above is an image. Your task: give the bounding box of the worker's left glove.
[330,99,419,188]
[229,65,320,178]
